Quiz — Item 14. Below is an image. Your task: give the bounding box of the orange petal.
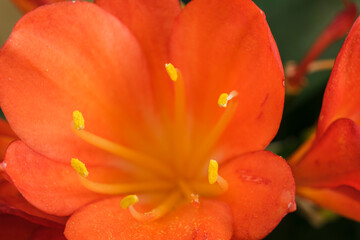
[0,176,67,226]
[10,0,64,13]
[170,0,285,160]
[297,185,360,222]
[3,140,103,216]
[65,197,232,240]
[0,119,16,160]
[318,17,360,136]
[96,0,181,112]
[219,151,295,239]
[292,118,360,190]
[0,2,159,166]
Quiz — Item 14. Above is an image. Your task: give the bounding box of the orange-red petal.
[170,0,285,160]
[65,197,232,240]
[0,176,67,226]
[3,140,103,216]
[96,0,181,112]
[0,119,16,160]
[0,1,159,166]
[292,118,360,190]
[297,185,360,222]
[219,150,295,239]
[317,17,360,136]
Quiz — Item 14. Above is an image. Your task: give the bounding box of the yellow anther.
[218,91,238,108]
[72,110,85,130]
[71,158,88,178]
[121,195,139,209]
[218,93,229,107]
[165,63,178,81]
[208,159,219,184]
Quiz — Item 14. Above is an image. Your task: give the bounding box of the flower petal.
[0,1,158,166]
[0,176,67,226]
[317,17,360,136]
[96,0,181,110]
[292,118,360,190]
[0,119,16,160]
[297,185,360,222]
[170,0,285,160]
[65,197,232,240]
[219,150,295,239]
[3,140,103,216]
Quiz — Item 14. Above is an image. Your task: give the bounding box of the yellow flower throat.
[70,63,238,221]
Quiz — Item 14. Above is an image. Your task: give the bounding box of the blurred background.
[0,0,359,239]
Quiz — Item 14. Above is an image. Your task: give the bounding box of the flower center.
[70,63,238,221]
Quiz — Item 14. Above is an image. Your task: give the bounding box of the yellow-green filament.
[128,190,181,222]
[71,124,173,178]
[188,92,239,177]
[78,177,174,195]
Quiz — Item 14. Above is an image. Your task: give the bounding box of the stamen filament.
[78,177,174,195]
[177,180,198,202]
[166,64,189,172]
[188,94,238,177]
[128,190,182,221]
[72,125,173,178]
[191,182,223,197]
[216,175,229,191]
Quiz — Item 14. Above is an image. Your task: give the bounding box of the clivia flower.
[0,0,295,239]
[289,16,360,222]
[285,1,357,93]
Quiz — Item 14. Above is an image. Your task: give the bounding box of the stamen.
[207,159,228,191]
[165,63,178,81]
[71,111,173,178]
[208,159,218,184]
[121,195,139,209]
[71,158,88,177]
[191,182,223,197]
[166,63,188,172]
[72,110,85,130]
[124,191,181,221]
[78,177,174,195]
[188,91,238,177]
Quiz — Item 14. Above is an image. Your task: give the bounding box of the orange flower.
[289,17,360,222]
[285,1,357,93]
[0,0,295,239]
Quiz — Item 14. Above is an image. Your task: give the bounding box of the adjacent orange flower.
[289,17,360,222]
[285,2,357,93]
[0,0,295,239]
